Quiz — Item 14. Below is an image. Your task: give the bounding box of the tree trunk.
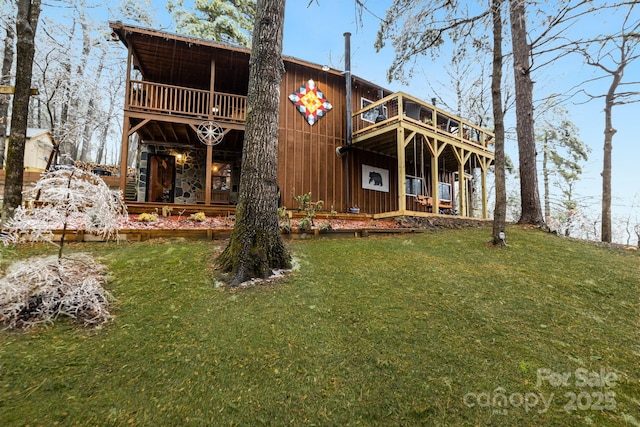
[542,133,550,220]
[217,0,291,286]
[0,23,15,169]
[491,0,507,246]
[509,0,544,225]
[601,80,619,243]
[2,0,41,223]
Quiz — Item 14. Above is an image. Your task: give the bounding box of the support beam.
[119,115,131,193]
[430,140,440,212]
[397,126,406,213]
[476,154,492,219]
[209,59,216,119]
[127,118,150,136]
[452,147,471,217]
[205,144,213,204]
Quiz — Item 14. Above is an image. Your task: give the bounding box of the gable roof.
[109,22,347,94]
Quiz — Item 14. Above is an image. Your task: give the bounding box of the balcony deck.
[126,80,247,124]
[352,92,494,156]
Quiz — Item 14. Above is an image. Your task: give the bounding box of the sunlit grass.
[0,227,638,426]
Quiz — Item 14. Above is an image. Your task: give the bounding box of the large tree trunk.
[491,0,507,245]
[509,0,544,225]
[217,0,291,286]
[2,0,41,223]
[0,22,16,170]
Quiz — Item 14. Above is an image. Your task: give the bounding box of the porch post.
[397,126,406,213]
[119,115,130,194]
[430,140,440,213]
[204,59,216,204]
[205,144,213,205]
[477,154,490,219]
[458,159,466,217]
[209,59,216,119]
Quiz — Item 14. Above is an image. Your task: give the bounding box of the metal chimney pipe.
[344,32,352,211]
[344,32,352,147]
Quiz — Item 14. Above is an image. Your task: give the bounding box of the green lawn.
[0,227,638,426]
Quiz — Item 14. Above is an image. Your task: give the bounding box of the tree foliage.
[537,107,590,236]
[167,0,255,46]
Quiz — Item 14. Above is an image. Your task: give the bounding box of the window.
[406,176,423,196]
[361,97,388,123]
[211,162,231,190]
[438,182,452,202]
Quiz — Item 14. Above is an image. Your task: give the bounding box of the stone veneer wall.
[137,145,206,204]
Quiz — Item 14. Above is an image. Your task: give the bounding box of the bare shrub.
[0,254,113,329]
[0,167,124,329]
[1,167,127,253]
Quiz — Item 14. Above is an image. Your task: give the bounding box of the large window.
[405,175,423,196]
[438,182,452,202]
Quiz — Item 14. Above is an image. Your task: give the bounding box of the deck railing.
[127,80,247,122]
[352,92,494,150]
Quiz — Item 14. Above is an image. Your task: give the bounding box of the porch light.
[176,153,185,164]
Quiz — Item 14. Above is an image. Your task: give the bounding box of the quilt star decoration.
[288,79,332,125]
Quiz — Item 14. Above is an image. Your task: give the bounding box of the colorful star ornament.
[289,79,332,125]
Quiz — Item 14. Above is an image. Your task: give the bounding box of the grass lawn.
[0,226,638,426]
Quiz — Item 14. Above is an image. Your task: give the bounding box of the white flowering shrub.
[0,167,125,329]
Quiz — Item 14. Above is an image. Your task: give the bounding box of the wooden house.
[110,23,494,218]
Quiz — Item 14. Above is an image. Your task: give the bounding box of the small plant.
[298,216,312,231]
[278,206,292,234]
[190,212,207,222]
[319,221,333,232]
[138,212,158,222]
[161,206,172,217]
[292,190,323,228]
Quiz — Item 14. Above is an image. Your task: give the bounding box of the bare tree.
[573,5,640,243]
[2,0,41,223]
[491,0,508,246]
[216,0,291,286]
[0,12,16,169]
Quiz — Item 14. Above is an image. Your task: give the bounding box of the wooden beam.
[431,140,440,212]
[205,144,213,204]
[0,86,38,95]
[397,126,406,212]
[476,154,493,219]
[128,118,150,136]
[209,59,216,120]
[119,116,131,194]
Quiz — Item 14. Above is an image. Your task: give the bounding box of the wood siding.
[277,63,347,211]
